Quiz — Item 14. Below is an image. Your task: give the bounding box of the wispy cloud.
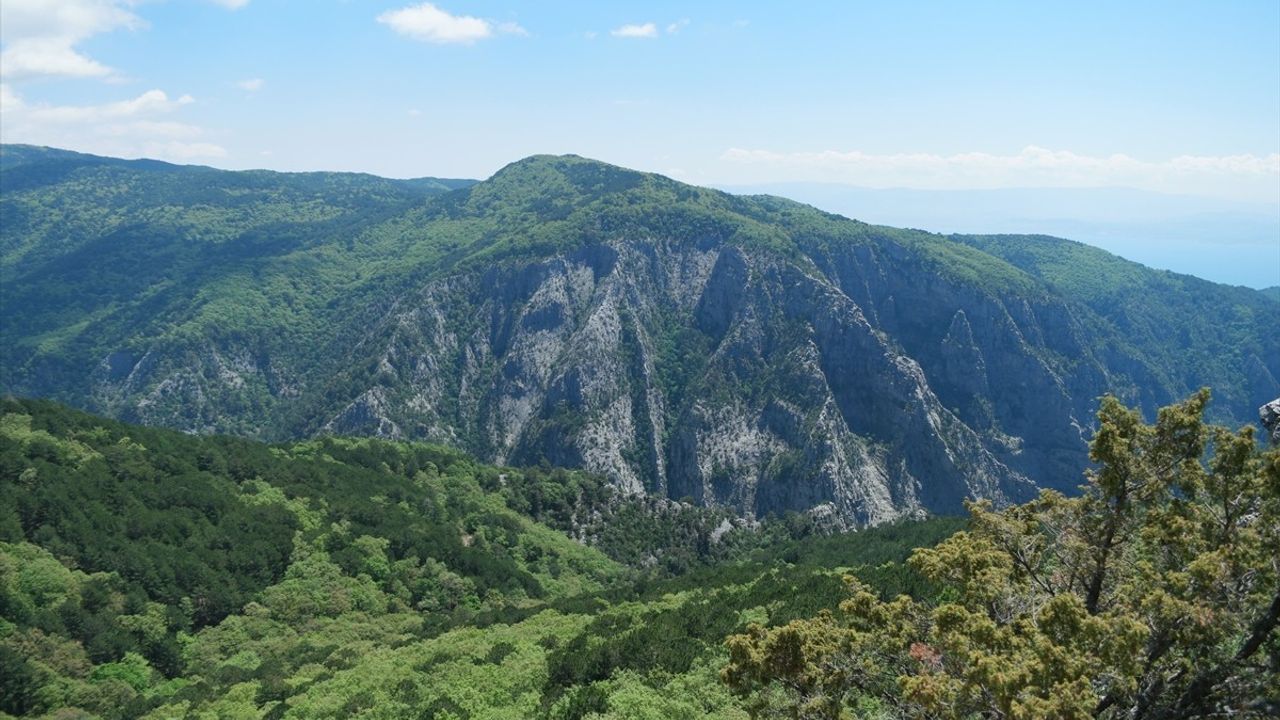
[209,0,251,8]
[495,21,528,37]
[237,78,265,92]
[0,84,226,160]
[15,89,193,123]
[611,22,658,39]
[0,0,143,80]
[377,3,525,45]
[720,146,1280,200]
[608,19,689,39]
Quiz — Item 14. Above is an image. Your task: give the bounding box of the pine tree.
[723,390,1280,718]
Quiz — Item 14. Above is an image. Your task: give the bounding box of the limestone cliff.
[6,151,1277,528]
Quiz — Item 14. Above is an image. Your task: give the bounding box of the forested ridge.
[2,392,1277,718]
[4,146,1277,528]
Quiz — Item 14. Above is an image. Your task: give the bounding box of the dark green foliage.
[3,409,297,626]
[0,645,37,716]
[0,398,625,716]
[0,400,959,718]
[953,233,1280,421]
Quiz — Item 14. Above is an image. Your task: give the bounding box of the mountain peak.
[492,153,614,173]
[484,153,648,191]
[456,154,655,219]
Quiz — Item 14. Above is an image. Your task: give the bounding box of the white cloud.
[209,0,251,9]
[495,21,528,37]
[0,0,140,44]
[666,19,690,34]
[377,3,523,45]
[237,77,265,91]
[21,89,192,124]
[720,145,1280,202]
[1,38,114,79]
[0,83,22,112]
[612,22,658,39]
[0,85,226,161]
[0,0,143,79]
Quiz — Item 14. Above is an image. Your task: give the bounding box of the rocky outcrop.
[286,236,1051,527]
[85,223,1273,528]
[1261,398,1280,445]
[61,157,1278,529]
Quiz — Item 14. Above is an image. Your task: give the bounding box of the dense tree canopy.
[0,398,960,718]
[6,393,1275,718]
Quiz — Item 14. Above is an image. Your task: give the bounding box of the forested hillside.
[3,145,1278,526]
[0,399,958,719]
[953,233,1279,416]
[2,392,1275,718]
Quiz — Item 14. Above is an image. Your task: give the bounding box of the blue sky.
[2,1,1278,276]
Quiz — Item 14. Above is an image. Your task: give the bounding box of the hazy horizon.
[6,139,1276,288]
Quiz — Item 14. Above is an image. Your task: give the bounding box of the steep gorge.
[4,148,1276,527]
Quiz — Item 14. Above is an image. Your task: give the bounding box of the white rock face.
[1261,398,1280,445]
[283,237,1046,527]
[89,233,1138,527]
[15,155,1270,530]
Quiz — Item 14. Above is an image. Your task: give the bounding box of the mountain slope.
[952,233,1279,417]
[0,399,963,719]
[2,148,1277,526]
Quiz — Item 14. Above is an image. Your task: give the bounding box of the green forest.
[0,397,956,719]
[2,391,1276,718]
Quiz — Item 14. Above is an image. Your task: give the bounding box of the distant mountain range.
[3,145,1277,526]
[719,183,1280,289]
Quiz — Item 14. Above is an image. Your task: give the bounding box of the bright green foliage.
[0,398,961,718]
[1,146,476,437]
[723,390,1280,718]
